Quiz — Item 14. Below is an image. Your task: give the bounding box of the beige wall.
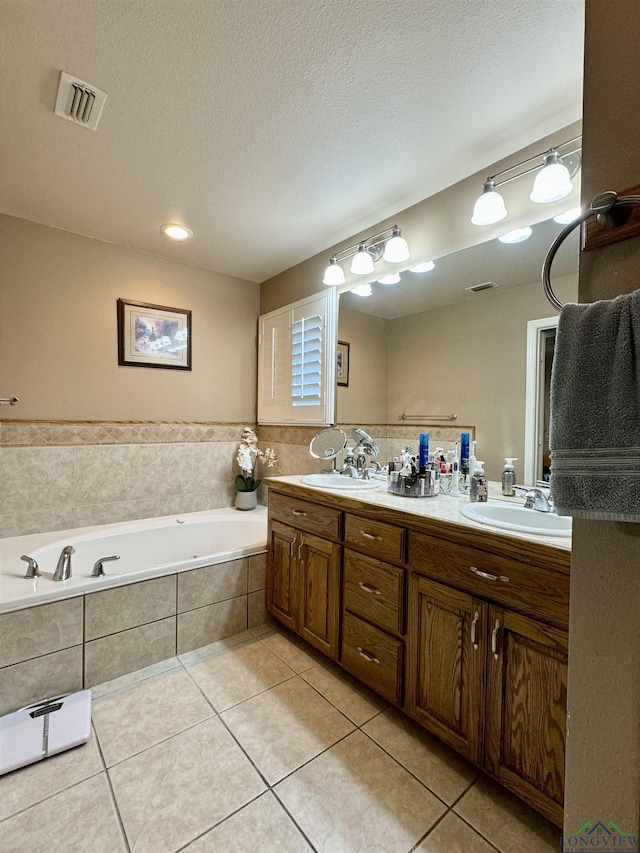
[260,122,582,315]
[337,307,388,424]
[0,216,259,422]
[564,0,640,837]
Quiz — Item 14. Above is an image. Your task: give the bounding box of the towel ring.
[542,190,640,311]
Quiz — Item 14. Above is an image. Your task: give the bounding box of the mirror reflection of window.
[540,328,557,482]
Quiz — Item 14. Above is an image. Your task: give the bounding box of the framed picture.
[117,299,192,370]
[337,340,350,387]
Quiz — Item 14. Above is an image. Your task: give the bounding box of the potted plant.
[235,427,278,510]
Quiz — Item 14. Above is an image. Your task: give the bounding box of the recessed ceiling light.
[498,226,532,244]
[378,274,401,285]
[351,283,372,297]
[160,223,193,241]
[409,261,435,273]
[553,207,582,224]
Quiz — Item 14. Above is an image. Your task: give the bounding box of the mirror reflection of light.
[553,207,582,224]
[409,261,435,273]
[378,274,401,285]
[498,226,533,244]
[351,283,372,297]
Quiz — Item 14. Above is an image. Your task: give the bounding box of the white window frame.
[524,315,559,485]
[258,289,337,425]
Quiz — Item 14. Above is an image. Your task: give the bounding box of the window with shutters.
[258,289,337,425]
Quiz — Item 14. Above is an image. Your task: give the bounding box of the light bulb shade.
[322,258,346,286]
[471,181,507,225]
[382,229,410,263]
[409,261,435,273]
[529,152,573,203]
[350,244,375,275]
[351,283,372,297]
[378,273,401,285]
[553,207,582,225]
[498,226,532,244]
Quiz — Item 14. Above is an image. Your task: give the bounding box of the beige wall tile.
[74,500,139,528]
[139,444,195,499]
[248,552,267,591]
[1,447,76,512]
[85,575,177,641]
[137,494,195,519]
[177,596,247,655]
[192,442,237,493]
[248,589,268,629]
[0,507,75,538]
[76,445,140,504]
[178,559,247,613]
[84,616,176,687]
[0,597,84,668]
[0,645,83,716]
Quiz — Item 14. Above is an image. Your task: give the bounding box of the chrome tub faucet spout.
[53,545,75,581]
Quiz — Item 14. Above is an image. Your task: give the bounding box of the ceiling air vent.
[54,72,107,131]
[465,281,499,294]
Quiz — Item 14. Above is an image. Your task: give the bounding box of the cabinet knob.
[470,566,510,583]
[357,646,380,665]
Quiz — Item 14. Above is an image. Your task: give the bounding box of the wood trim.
[583,183,640,251]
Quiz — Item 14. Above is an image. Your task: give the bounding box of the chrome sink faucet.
[514,486,553,513]
[53,545,75,581]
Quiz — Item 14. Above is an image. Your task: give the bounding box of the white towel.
[549,288,640,521]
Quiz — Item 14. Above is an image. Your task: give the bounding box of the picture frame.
[117,299,192,370]
[337,340,350,387]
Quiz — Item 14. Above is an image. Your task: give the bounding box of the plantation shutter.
[291,313,322,407]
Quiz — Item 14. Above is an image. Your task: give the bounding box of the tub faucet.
[91,555,120,577]
[21,555,40,579]
[53,545,75,581]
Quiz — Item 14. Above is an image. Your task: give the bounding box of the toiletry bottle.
[460,432,470,476]
[470,461,488,503]
[450,442,461,497]
[502,458,518,496]
[468,440,477,484]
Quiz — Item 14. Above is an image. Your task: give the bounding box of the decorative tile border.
[257,423,475,447]
[0,421,247,447]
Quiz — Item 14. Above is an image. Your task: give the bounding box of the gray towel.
[549,288,640,521]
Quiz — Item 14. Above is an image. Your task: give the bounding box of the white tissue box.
[0,689,92,775]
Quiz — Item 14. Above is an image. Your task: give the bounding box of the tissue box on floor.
[0,689,92,775]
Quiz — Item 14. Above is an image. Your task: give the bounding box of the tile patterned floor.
[0,625,563,853]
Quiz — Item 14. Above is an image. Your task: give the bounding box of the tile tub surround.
[0,420,249,538]
[0,552,268,715]
[0,625,561,853]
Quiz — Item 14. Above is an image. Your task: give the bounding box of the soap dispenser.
[502,458,517,496]
[470,461,488,503]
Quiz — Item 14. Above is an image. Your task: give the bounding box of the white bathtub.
[0,506,268,614]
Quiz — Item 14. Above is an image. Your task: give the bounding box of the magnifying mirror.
[352,427,380,457]
[310,427,348,472]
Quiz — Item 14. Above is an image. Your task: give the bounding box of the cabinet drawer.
[343,549,405,636]
[408,532,569,630]
[341,612,403,705]
[269,492,341,540]
[344,514,405,563]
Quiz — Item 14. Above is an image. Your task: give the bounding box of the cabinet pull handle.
[358,581,382,595]
[297,542,304,561]
[471,610,480,650]
[361,531,383,541]
[288,538,295,557]
[291,509,307,517]
[491,618,501,660]
[470,566,509,583]
[357,646,380,664]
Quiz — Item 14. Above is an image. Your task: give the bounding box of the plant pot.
[235,490,258,511]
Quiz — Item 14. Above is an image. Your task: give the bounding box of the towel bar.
[0,397,19,406]
[398,413,458,421]
[542,190,640,311]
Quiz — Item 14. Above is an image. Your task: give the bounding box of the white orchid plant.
[235,427,279,492]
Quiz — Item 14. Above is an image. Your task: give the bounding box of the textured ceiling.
[0,0,584,283]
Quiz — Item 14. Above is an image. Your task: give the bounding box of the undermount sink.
[301,473,381,490]
[460,501,572,537]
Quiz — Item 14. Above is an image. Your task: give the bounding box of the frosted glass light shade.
[323,258,346,286]
[471,181,507,225]
[382,229,410,263]
[553,207,581,224]
[530,152,573,203]
[351,283,372,297]
[409,261,435,273]
[378,273,401,285]
[498,226,532,244]
[350,244,375,275]
[160,223,193,240]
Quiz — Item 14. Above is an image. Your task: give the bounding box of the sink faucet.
[514,486,553,513]
[340,463,359,478]
[53,545,75,581]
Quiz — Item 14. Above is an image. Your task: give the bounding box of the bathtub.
[0,506,268,614]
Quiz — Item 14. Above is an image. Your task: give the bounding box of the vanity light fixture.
[471,136,581,226]
[553,207,582,225]
[409,261,435,273]
[321,225,410,286]
[351,283,373,297]
[498,226,532,244]
[378,273,401,285]
[160,223,193,241]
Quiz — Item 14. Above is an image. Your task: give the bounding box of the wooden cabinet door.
[267,520,299,631]
[486,606,567,827]
[297,531,341,659]
[406,575,487,765]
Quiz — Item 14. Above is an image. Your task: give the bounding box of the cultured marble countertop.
[265,476,572,552]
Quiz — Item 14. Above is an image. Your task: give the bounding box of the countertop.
[264,475,571,554]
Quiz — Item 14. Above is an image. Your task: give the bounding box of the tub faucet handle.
[91,555,120,577]
[21,555,40,579]
[53,545,75,582]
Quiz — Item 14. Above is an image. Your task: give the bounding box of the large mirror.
[337,216,579,485]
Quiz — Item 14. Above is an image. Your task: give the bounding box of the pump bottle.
[470,461,488,503]
[501,458,518,496]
